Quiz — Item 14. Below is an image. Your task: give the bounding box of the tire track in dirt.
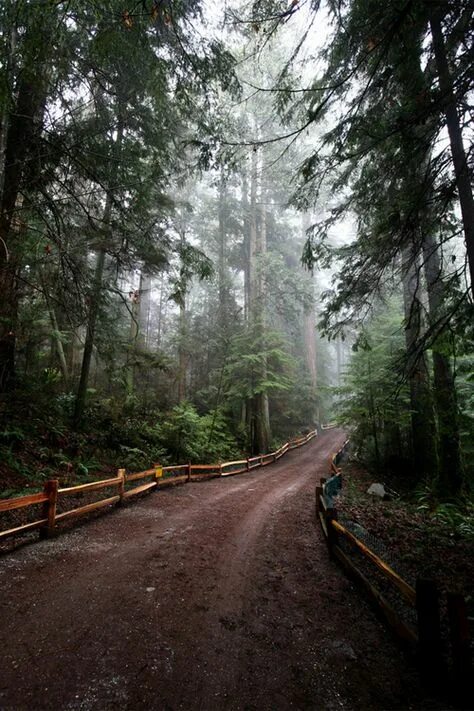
[0,430,439,710]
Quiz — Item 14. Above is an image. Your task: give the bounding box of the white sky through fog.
[203,1,354,288]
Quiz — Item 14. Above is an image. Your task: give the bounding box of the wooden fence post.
[246,458,250,471]
[447,592,472,704]
[187,462,191,482]
[117,468,126,504]
[40,479,58,538]
[326,508,338,555]
[315,484,323,520]
[416,579,445,688]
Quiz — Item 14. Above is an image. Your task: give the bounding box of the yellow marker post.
[155,465,163,481]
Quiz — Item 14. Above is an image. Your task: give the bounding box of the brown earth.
[0,430,445,710]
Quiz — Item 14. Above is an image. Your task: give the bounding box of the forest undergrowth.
[336,461,474,610]
[0,385,312,498]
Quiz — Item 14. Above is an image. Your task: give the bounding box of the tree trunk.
[73,244,107,427]
[254,170,270,453]
[429,9,474,295]
[422,231,463,497]
[138,272,152,350]
[402,244,438,481]
[73,103,124,425]
[0,36,52,391]
[157,272,165,348]
[177,229,187,404]
[45,291,69,386]
[336,336,343,387]
[177,298,187,403]
[0,13,17,199]
[218,167,228,332]
[126,285,140,399]
[241,168,250,324]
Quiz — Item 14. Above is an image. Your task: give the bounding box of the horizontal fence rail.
[0,428,322,544]
[317,440,473,701]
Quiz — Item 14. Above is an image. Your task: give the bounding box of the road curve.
[0,430,429,710]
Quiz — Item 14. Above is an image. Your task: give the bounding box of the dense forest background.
[0,0,473,504]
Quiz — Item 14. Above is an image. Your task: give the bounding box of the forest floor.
[337,461,474,604]
[0,429,452,711]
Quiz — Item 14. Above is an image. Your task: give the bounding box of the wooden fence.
[0,429,319,544]
[317,441,473,702]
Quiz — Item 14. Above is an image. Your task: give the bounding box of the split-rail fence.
[0,429,319,544]
[319,441,472,704]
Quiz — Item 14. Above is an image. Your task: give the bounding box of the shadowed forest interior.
[0,0,473,509]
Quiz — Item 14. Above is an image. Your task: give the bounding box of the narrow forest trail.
[0,430,432,710]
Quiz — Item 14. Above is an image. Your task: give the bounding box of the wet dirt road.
[0,430,429,710]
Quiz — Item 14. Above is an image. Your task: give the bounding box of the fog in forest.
[0,0,473,498]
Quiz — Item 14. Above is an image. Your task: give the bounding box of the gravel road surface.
[0,430,435,710]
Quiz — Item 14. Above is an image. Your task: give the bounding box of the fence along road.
[0,429,441,711]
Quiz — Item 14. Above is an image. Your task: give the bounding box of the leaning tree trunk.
[429,9,474,296]
[402,243,438,482]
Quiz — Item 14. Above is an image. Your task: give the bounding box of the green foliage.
[337,297,412,473]
[224,325,293,402]
[414,484,474,540]
[160,403,239,464]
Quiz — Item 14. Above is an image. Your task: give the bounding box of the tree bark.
[0,25,52,391]
[422,231,463,497]
[254,169,270,453]
[177,229,187,404]
[126,285,140,399]
[138,272,152,351]
[218,167,228,332]
[429,8,474,295]
[402,244,439,481]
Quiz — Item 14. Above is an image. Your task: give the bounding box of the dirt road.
[0,430,430,710]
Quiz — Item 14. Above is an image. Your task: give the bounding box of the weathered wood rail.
[0,429,319,544]
[317,441,473,703]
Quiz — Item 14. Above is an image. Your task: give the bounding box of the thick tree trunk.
[0,57,51,391]
[218,168,228,332]
[177,299,187,403]
[402,244,438,481]
[301,214,318,423]
[254,173,270,454]
[177,229,187,404]
[157,272,165,348]
[241,169,250,324]
[138,272,152,351]
[422,231,463,497]
[249,147,258,317]
[429,9,474,295]
[0,15,17,199]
